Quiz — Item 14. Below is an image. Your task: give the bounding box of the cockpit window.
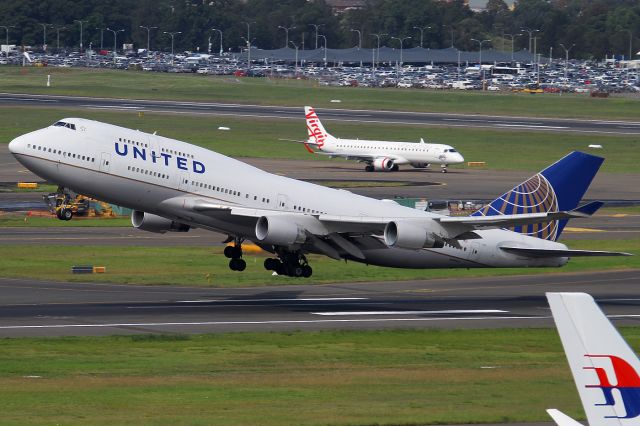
[444,148,457,153]
[53,121,76,130]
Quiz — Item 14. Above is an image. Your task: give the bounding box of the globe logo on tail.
[472,173,559,240]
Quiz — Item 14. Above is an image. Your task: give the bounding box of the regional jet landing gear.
[264,250,313,278]
[224,237,246,271]
[441,164,448,173]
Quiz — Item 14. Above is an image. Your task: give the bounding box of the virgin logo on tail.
[584,354,640,419]
[305,107,326,149]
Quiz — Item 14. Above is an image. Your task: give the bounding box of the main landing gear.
[441,164,448,173]
[264,250,313,278]
[224,238,246,272]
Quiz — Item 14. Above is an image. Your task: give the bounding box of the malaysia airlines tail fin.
[547,292,640,426]
[304,106,336,151]
[471,152,604,241]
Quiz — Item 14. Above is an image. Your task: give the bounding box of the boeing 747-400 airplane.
[302,106,465,172]
[9,118,628,277]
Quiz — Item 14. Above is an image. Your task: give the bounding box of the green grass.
[0,239,636,287]
[0,183,59,193]
[1,66,640,120]
[1,106,638,173]
[0,214,131,227]
[4,328,638,425]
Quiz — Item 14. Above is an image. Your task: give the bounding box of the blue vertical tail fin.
[471,152,604,241]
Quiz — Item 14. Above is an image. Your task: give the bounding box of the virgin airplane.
[8,118,628,277]
[302,106,465,172]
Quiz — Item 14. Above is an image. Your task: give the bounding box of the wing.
[500,246,631,257]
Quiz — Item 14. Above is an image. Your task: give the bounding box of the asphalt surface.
[0,270,638,338]
[3,92,640,135]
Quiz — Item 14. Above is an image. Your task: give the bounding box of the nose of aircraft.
[455,152,465,164]
[8,135,23,155]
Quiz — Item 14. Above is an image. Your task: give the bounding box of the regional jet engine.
[131,211,190,233]
[372,158,395,172]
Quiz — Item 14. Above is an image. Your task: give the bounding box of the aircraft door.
[277,193,289,210]
[178,171,190,191]
[100,153,111,172]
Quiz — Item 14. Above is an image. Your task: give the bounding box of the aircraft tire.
[301,265,312,278]
[365,165,374,172]
[224,246,242,259]
[264,258,279,270]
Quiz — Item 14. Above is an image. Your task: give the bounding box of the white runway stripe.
[176,297,368,303]
[313,309,507,316]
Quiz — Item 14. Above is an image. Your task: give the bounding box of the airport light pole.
[106,28,124,64]
[243,21,255,70]
[95,27,105,50]
[559,43,575,91]
[504,33,521,61]
[55,26,65,52]
[39,23,51,52]
[391,36,411,84]
[0,25,14,56]
[350,29,362,49]
[470,38,491,82]
[309,23,323,50]
[521,27,539,63]
[74,20,87,53]
[391,36,411,65]
[413,25,431,48]
[139,25,157,57]
[371,33,387,69]
[318,34,327,66]
[211,28,223,55]
[290,40,299,75]
[163,31,181,65]
[443,24,455,48]
[278,25,295,49]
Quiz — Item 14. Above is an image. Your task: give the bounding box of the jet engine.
[255,215,307,246]
[384,220,444,250]
[372,157,395,172]
[131,211,190,234]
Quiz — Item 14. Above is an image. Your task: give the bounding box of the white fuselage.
[322,137,465,167]
[9,118,568,269]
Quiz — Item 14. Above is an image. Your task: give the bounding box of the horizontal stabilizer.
[500,246,632,257]
[546,409,584,426]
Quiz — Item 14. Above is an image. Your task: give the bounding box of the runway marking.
[313,309,507,316]
[0,316,547,330]
[495,124,569,130]
[563,226,605,233]
[177,297,368,303]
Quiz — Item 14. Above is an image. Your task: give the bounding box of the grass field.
[1,66,640,120]
[4,327,639,425]
[1,106,638,173]
[0,239,636,287]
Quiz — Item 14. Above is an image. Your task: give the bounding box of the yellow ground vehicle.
[521,83,544,94]
[43,193,89,221]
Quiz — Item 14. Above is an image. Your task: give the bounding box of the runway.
[2,92,640,135]
[0,270,638,337]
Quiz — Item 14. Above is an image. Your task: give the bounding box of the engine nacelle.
[255,215,307,246]
[131,211,190,234]
[384,220,444,250]
[372,157,395,172]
